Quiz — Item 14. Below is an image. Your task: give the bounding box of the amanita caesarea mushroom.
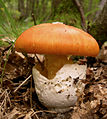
[15,23,99,113]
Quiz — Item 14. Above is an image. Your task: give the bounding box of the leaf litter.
[0,40,107,119]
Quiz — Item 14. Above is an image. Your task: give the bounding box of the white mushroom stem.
[33,54,87,113]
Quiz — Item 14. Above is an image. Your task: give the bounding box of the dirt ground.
[0,42,107,119]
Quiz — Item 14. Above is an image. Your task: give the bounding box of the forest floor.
[0,39,107,119]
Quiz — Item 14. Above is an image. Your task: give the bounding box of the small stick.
[2,44,12,56]
[73,0,87,31]
[31,13,36,25]
[14,75,32,93]
[35,54,45,70]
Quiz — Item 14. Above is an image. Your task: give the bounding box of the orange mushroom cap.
[15,23,99,57]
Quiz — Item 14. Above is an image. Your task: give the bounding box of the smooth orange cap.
[15,23,99,57]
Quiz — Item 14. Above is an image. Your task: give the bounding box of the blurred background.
[0,0,107,46]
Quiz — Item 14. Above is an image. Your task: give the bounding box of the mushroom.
[15,23,99,113]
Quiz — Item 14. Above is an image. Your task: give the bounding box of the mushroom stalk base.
[32,63,87,113]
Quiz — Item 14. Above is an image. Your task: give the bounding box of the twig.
[2,44,12,56]
[35,55,45,70]
[31,13,36,25]
[73,0,87,31]
[31,0,36,25]
[14,75,32,93]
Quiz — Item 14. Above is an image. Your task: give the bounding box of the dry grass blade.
[24,108,57,119]
[30,109,40,119]
[14,75,32,93]
[32,110,57,115]
[0,90,6,99]
[0,89,11,118]
[24,110,33,119]
[3,107,25,119]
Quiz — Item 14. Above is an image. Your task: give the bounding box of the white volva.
[32,64,87,113]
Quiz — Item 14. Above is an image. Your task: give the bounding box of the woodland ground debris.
[0,41,107,119]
